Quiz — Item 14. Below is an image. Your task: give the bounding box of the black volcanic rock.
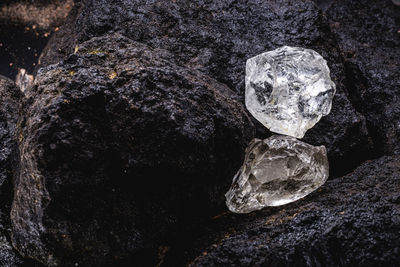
[326,0,400,155]
[0,76,37,266]
[73,0,337,95]
[10,33,255,266]
[0,76,20,209]
[0,76,21,267]
[7,0,399,266]
[39,0,373,176]
[187,155,400,266]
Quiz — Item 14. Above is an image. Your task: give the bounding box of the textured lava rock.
[73,0,339,96]
[0,76,22,267]
[10,0,399,266]
[0,76,44,266]
[11,33,255,266]
[188,155,400,266]
[39,0,373,176]
[326,0,400,154]
[0,76,20,213]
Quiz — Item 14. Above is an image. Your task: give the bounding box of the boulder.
[10,0,399,265]
[11,33,255,266]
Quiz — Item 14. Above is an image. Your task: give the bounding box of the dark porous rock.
[40,0,373,176]
[0,76,21,211]
[11,33,255,266]
[186,156,400,266]
[0,76,45,266]
[326,0,400,154]
[74,0,339,95]
[6,0,400,266]
[0,76,23,266]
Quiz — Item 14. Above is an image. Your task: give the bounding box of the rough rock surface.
[4,0,399,266]
[326,0,400,155]
[0,76,20,217]
[188,156,400,266]
[11,33,255,266]
[0,76,44,266]
[0,76,23,267]
[39,0,373,176]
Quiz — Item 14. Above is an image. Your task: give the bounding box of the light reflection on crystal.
[225,135,329,213]
[245,46,336,138]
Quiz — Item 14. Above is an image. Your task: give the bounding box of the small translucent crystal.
[225,135,329,213]
[245,46,336,138]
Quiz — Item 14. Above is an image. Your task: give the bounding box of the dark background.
[0,0,72,79]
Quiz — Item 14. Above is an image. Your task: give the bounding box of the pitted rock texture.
[39,0,372,176]
[5,0,399,266]
[226,135,329,213]
[245,46,336,138]
[0,76,42,267]
[0,76,20,207]
[189,156,400,266]
[11,33,255,266]
[43,0,342,96]
[0,76,22,267]
[326,0,400,155]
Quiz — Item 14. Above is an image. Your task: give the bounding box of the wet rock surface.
[188,156,400,266]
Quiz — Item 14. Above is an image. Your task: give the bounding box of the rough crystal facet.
[225,135,329,213]
[245,46,336,138]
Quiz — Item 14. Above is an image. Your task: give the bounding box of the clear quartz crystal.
[245,46,336,138]
[225,135,329,213]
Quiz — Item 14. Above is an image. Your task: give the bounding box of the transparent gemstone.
[245,46,336,138]
[225,135,329,213]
